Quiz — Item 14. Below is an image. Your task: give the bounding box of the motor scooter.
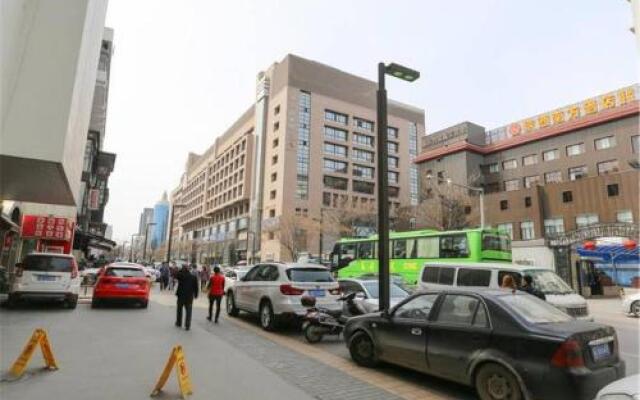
[301,292,368,343]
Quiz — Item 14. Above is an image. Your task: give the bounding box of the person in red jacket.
[207,266,225,323]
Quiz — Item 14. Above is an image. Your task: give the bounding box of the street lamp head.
[385,63,420,82]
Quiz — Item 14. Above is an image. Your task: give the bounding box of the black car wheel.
[259,300,276,331]
[631,300,640,317]
[475,363,523,400]
[226,292,239,317]
[65,297,78,309]
[348,332,379,367]
[303,324,324,343]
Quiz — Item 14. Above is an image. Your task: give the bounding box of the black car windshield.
[286,268,334,282]
[498,293,572,323]
[362,282,409,299]
[106,268,145,278]
[524,269,573,295]
[22,256,72,272]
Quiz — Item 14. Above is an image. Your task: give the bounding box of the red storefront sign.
[21,215,75,241]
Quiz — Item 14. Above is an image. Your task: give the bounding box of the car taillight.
[551,339,584,368]
[280,284,304,295]
[329,287,341,295]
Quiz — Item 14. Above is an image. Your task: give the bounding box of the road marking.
[150,292,456,400]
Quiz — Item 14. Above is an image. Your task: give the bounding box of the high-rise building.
[138,208,155,236]
[169,54,425,264]
[74,27,117,258]
[151,192,170,250]
[416,84,639,294]
[0,0,109,269]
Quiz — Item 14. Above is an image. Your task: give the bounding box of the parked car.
[621,291,640,317]
[594,374,640,400]
[92,262,150,308]
[418,262,592,320]
[8,252,80,308]
[344,288,624,400]
[338,277,410,313]
[226,262,341,330]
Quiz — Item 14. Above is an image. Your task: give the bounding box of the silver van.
[418,262,592,320]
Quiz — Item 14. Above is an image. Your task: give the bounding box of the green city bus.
[330,228,511,285]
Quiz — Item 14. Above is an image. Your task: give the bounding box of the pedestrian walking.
[500,274,517,293]
[207,266,225,323]
[519,275,546,300]
[175,264,199,330]
[160,262,170,291]
[200,265,210,291]
[169,263,178,290]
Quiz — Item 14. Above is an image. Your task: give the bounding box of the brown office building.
[170,54,424,264]
[416,85,639,295]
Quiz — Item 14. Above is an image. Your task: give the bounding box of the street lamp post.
[165,203,186,263]
[245,231,256,264]
[130,234,140,262]
[142,222,156,263]
[377,62,420,313]
[427,175,485,228]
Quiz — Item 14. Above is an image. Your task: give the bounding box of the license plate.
[37,275,56,281]
[116,283,130,289]
[309,289,325,297]
[591,343,611,361]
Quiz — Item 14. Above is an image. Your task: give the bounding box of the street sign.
[150,345,193,398]
[10,328,59,377]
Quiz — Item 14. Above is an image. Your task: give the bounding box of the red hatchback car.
[92,263,150,308]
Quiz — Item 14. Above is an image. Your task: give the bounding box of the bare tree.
[273,213,320,262]
[321,199,378,238]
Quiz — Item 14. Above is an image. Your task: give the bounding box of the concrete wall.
[1,0,108,205]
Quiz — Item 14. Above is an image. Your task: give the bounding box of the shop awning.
[577,245,640,263]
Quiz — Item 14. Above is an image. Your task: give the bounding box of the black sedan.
[343,289,625,400]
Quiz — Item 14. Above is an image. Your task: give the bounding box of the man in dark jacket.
[175,264,199,330]
[520,275,546,301]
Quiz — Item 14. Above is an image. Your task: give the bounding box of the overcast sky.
[103,0,637,241]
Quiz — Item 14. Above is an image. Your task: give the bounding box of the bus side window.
[406,239,417,258]
[393,240,407,259]
[416,237,438,258]
[357,242,374,259]
[440,234,469,258]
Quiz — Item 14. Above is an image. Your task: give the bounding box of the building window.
[323,175,348,190]
[322,192,331,206]
[504,179,519,191]
[353,180,375,194]
[500,200,508,210]
[522,154,538,166]
[387,142,399,154]
[352,148,374,163]
[597,160,619,175]
[274,105,280,115]
[272,155,278,165]
[352,164,374,179]
[408,122,419,205]
[566,143,585,157]
[388,171,399,184]
[324,126,348,142]
[594,136,616,150]
[352,133,374,147]
[524,196,532,207]
[273,138,279,148]
[502,159,517,170]
[520,221,535,240]
[487,163,499,173]
[388,156,399,168]
[325,110,348,125]
[269,209,276,218]
[389,187,400,198]
[271,172,277,182]
[497,223,513,239]
[296,91,311,200]
[632,136,640,154]
[273,121,280,131]
[542,149,559,162]
[544,218,565,236]
[576,213,599,229]
[545,171,562,184]
[562,191,573,203]
[268,232,275,240]
[568,165,588,180]
[354,117,374,132]
[324,159,348,174]
[270,190,276,199]
[617,210,633,223]
[523,176,540,188]
[324,142,347,158]
[388,127,399,140]
[607,183,619,197]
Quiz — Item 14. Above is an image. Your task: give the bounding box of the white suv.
[8,253,80,309]
[226,262,341,330]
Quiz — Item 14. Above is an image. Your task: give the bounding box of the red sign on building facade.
[21,216,75,241]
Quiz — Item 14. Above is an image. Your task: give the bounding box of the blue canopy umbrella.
[577,244,639,285]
